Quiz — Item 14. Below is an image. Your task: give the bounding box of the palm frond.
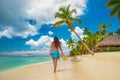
[110,5,120,17]
[59,6,65,13]
[55,12,66,19]
[53,20,65,27]
[98,23,111,29]
[66,5,71,17]
[106,0,120,8]
[118,10,120,21]
[69,9,77,17]
[55,12,61,18]
[67,4,71,12]
[69,17,82,24]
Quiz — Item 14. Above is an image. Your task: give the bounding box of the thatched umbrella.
[96,35,120,48]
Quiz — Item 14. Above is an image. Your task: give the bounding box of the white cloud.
[48,31,54,35]
[0,0,88,38]
[0,24,38,38]
[26,0,88,23]
[0,27,13,38]
[71,26,85,42]
[26,35,70,55]
[20,24,38,38]
[26,35,53,48]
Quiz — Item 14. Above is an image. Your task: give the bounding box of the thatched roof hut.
[96,35,120,48]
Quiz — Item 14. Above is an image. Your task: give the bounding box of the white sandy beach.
[0,52,120,80]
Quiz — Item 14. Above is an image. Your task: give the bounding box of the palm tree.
[115,28,120,35]
[95,30,104,42]
[108,32,114,35]
[106,0,120,21]
[53,5,94,54]
[83,28,98,51]
[98,23,111,37]
[66,39,76,49]
[76,41,86,55]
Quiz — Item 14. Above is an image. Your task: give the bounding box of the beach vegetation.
[53,5,94,55]
[53,4,120,56]
[115,28,120,35]
[66,39,76,49]
[106,0,120,21]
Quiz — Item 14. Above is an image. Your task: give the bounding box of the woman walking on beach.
[50,36,63,73]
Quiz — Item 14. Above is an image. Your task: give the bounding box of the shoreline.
[1,51,120,74]
[0,59,53,75]
[0,52,120,80]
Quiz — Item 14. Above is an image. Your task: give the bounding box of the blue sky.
[0,0,119,55]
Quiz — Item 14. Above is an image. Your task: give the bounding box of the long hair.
[54,36,60,48]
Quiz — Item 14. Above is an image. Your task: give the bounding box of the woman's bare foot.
[54,69,56,73]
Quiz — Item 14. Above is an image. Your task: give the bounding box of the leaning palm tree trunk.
[67,21,94,54]
[73,30,94,54]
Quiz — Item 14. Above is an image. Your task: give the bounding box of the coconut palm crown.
[53,5,82,31]
[98,23,111,36]
[106,0,120,21]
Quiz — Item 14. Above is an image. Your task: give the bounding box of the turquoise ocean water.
[0,56,52,72]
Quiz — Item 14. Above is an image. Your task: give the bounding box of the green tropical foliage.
[98,23,111,37]
[70,48,80,56]
[54,5,93,54]
[106,0,120,21]
[53,4,120,56]
[83,28,98,51]
[53,5,82,31]
[115,28,120,35]
[67,26,120,56]
[66,39,76,49]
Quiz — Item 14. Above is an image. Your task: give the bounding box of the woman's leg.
[53,59,57,73]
